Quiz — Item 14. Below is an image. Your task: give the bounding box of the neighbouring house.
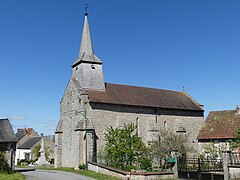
[198,106,240,153]
[55,12,204,169]
[16,128,39,148]
[15,136,54,165]
[0,118,18,170]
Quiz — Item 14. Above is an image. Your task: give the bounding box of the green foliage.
[122,165,138,171]
[32,144,54,162]
[45,147,54,161]
[17,159,29,166]
[104,123,152,171]
[79,164,87,170]
[198,143,223,171]
[0,151,9,172]
[199,143,222,161]
[151,130,191,170]
[138,156,152,171]
[228,126,240,149]
[32,144,41,161]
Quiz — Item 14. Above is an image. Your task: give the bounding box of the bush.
[79,164,87,170]
[138,157,152,171]
[17,159,29,166]
[0,151,9,172]
[122,165,139,171]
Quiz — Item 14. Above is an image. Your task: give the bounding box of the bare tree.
[151,130,192,170]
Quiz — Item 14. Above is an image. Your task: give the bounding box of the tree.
[45,147,54,161]
[228,126,240,149]
[104,123,152,171]
[151,130,191,170]
[32,144,41,161]
[199,143,222,161]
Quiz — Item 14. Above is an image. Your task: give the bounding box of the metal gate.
[178,158,224,180]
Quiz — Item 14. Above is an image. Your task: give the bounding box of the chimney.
[236,105,240,115]
[28,128,32,135]
[24,127,27,135]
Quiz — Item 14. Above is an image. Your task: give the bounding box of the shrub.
[79,164,87,170]
[122,165,138,171]
[0,151,9,172]
[17,159,29,166]
[138,157,152,171]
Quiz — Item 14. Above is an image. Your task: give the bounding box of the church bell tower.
[71,10,105,91]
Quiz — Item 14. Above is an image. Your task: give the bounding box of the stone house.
[15,136,54,165]
[198,106,240,153]
[0,118,18,170]
[55,12,204,169]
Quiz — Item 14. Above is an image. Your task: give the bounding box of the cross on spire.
[84,3,88,16]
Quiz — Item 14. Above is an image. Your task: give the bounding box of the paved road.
[22,169,96,180]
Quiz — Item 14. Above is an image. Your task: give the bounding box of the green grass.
[36,167,122,180]
[0,171,25,180]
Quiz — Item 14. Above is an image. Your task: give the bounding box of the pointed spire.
[72,9,102,67]
[79,15,94,59]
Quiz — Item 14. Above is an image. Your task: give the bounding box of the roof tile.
[86,83,203,111]
[198,110,240,140]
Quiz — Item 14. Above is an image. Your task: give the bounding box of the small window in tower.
[76,67,78,70]
[91,64,95,69]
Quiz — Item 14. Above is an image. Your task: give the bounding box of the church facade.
[55,13,204,169]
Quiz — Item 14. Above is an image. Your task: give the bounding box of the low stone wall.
[88,162,174,180]
[229,165,240,180]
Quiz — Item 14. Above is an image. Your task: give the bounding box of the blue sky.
[1,0,240,135]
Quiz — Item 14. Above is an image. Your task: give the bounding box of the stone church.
[55,12,204,169]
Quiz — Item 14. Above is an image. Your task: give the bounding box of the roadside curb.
[15,168,36,172]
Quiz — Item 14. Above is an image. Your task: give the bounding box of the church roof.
[198,110,240,140]
[0,119,18,142]
[72,14,102,67]
[86,83,203,111]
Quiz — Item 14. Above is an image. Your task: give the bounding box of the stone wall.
[56,79,86,168]
[87,103,204,156]
[88,162,174,180]
[229,166,240,179]
[72,63,105,91]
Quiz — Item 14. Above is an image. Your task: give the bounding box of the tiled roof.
[0,119,17,142]
[198,110,240,140]
[86,83,203,111]
[17,136,42,149]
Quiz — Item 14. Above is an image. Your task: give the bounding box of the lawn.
[36,167,122,180]
[0,171,25,180]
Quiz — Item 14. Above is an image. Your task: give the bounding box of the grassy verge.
[0,171,25,180]
[36,167,121,180]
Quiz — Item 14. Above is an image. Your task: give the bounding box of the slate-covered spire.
[71,9,105,91]
[72,13,102,67]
